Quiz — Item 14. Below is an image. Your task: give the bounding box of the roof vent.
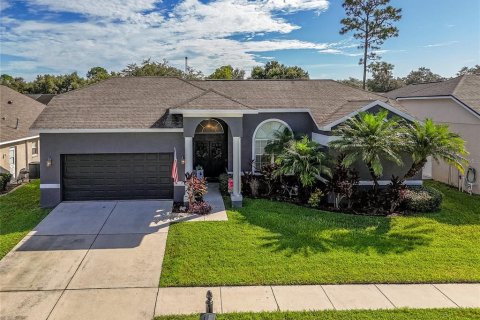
[7,100,13,104]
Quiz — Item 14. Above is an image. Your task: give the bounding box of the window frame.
[31,141,38,156]
[251,119,292,173]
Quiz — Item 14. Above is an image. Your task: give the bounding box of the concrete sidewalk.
[155,283,480,316]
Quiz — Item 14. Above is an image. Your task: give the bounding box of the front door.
[194,135,227,178]
[9,147,16,178]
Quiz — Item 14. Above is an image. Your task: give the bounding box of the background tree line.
[0,59,309,94]
[1,58,477,95]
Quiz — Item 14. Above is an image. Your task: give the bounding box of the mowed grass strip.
[155,308,480,320]
[0,180,51,259]
[160,181,480,286]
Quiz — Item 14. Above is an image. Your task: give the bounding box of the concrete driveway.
[0,200,173,320]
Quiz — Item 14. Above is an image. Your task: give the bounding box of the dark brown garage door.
[62,153,173,201]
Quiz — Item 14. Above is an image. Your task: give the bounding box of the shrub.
[327,155,359,209]
[0,173,13,191]
[308,188,324,208]
[188,201,212,215]
[185,172,208,203]
[404,185,443,212]
[385,176,408,213]
[218,173,229,195]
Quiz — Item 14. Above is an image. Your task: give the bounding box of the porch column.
[184,136,193,174]
[231,136,243,207]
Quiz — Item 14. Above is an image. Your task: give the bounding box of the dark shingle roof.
[385,75,480,115]
[31,77,405,130]
[1,85,45,142]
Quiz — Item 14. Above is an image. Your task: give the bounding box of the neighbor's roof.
[1,85,46,143]
[31,77,405,130]
[385,74,480,115]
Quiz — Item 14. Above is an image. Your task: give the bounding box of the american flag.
[171,147,178,183]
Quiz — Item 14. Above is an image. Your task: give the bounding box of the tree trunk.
[404,159,427,180]
[367,162,380,192]
[362,24,369,90]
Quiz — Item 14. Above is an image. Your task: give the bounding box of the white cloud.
[423,41,459,48]
[1,0,340,79]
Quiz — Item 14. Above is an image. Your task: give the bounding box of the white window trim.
[31,141,38,155]
[251,119,292,173]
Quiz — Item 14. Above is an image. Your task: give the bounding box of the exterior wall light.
[181,155,185,165]
[46,157,53,167]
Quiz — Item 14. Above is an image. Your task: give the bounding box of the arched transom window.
[253,120,291,171]
[195,119,224,134]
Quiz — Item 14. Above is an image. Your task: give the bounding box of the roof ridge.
[175,87,254,109]
[174,89,211,108]
[452,74,467,96]
[330,79,389,102]
[206,88,253,109]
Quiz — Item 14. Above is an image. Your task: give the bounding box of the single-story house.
[1,85,45,179]
[386,74,480,194]
[31,77,421,207]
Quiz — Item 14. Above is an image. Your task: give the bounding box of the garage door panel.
[62,153,173,201]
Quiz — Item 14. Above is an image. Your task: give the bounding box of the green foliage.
[404,67,444,85]
[403,119,468,179]
[122,58,184,77]
[208,65,245,80]
[0,74,31,93]
[340,0,402,89]
[264,127,294,156]
[404,185,443,212]
[86,66,111,83]
[308,188,324,208]
[339,77,363,89]
[218,173,230,195]
[250,61,309,79]
[456,64,480,76]
[0,173,13,191]
[367,61,404,92]
[330,110,404,188]
[275,136,331,188]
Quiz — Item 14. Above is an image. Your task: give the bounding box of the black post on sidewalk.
[200,290,216,320]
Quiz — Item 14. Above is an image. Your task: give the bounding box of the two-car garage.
[61,153,173,201]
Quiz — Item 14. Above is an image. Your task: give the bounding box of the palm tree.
[275,136,331,188]
[403,119,468,179]
[329,110,405,191]
[264,127,294,157]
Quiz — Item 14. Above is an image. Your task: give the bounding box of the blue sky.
[1,0,479,80]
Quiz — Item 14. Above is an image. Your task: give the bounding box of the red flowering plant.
[185,172,211,215]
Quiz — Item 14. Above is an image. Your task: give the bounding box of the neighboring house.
[386,74,480,194]
[31,77,420,208]
[1,85,45,179]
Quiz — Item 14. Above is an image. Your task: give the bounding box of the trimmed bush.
[404,185,443,212]
[218,173,229,195]
[0,173,13,191]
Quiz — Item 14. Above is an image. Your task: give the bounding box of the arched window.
[195,119,224,134]
[253,119,291,171]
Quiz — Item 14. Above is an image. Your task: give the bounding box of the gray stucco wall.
[40,132,185,207]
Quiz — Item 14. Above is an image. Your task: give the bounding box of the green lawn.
[155,308,480,320]
[160,181,480,286]
[0,180,51,259]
